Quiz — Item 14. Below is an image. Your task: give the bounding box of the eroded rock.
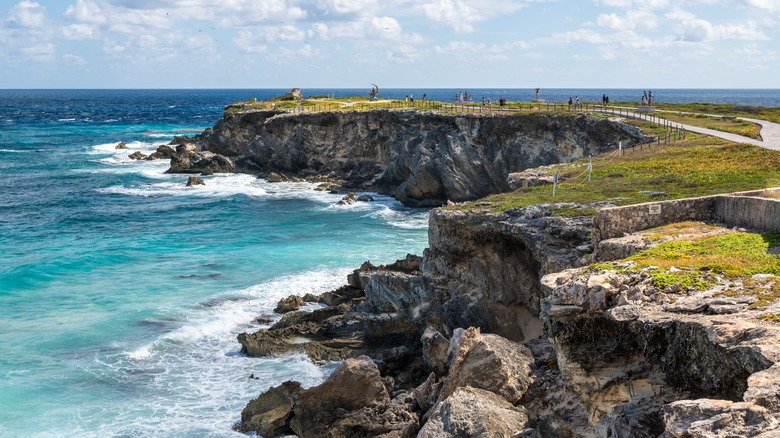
[419,387,530,437]
[438,327,534,405]
[289,355,390,437]
[274,295,305,313]
[237,380,301,436]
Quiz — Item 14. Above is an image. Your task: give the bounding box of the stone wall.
[593,187,780,248]
[592,196,716,243]
[715,194,780,233]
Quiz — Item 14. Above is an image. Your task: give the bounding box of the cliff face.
[194,110,646,206]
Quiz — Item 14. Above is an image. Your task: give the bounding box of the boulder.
[169,135,193,145]
[418,387,530,437]
[274,295,305,314]
[336,192,357,205]
[421,326,449,375]
[290,355,389,437]
[323,397,419,438]
[167,150,234,174]
[237,380,301,436]
[115,141,128,149]
[146,144,176,160]
[662,399,779,437]
[264,172,288,183]
[128,151,147,160]
[186,176,205,187]
[438,328,534,405]
[356,194,374,202]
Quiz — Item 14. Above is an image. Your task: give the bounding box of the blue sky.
[1,0,778,88]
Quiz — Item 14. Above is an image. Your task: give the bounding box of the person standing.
[568,97,573,111]
[575,96,580,109]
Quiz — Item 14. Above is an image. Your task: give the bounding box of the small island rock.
[186,176,205,187]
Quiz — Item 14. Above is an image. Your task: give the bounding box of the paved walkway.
[605,107,780,151]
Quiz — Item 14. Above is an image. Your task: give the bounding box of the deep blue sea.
[1,88,778,437]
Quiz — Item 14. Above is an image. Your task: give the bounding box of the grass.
[653,102,780,124]
[593,231,780,305]
[450,123,780,214]
[658,113,761,139]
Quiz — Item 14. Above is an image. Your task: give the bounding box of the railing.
[263,99,687,144]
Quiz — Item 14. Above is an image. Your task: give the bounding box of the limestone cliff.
[189,110,646,206]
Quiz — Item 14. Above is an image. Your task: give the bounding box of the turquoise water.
[2,88,778,436]
[0,90,429,436]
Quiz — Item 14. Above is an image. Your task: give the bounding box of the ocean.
[1,88,778,437]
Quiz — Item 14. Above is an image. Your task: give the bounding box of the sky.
[1,0,779,88]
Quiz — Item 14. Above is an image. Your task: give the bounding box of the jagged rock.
[421,326,449,376]
[186,176,205,187]
[274,295,305,313]
[128,151,147,160]
[175,143,197,154]
[336,192,357,205]
[115,141,127,149]
[193,110,647,207]
[424,208,592,340]
[595,402,665,438]
[146,144,175,160]
[264,171,288,182]
[418,387,530,437]
[289,356,389,437]
[662,399,779,437]
[167,150,234,174]
[356,194,374,202]
[169,135,193,145]
[412,372,438,412]
[237,380,301,436]
[438,328,534,405]
[508,168,554,189]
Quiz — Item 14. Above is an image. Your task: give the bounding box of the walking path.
[604,107,780,151]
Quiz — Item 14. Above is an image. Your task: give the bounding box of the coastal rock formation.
[115,141,127,149]
[146,144,175,160]
[237,380,301,436]
[289,355,418,438]
[421,205,595,340]
[419,387,530,437]
[237,199,780,437]
[128,151,147,160]
[189,110,647,206]
[185,176,204,187]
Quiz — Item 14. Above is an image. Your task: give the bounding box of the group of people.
[602,94,610,105]
[641,90,654,106]
[455,91,472,103]
[567,96,581,110]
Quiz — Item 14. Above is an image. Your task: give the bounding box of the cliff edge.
[180,110,646,207]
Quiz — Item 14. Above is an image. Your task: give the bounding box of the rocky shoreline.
[145,109,780,436]
[166,109,648,207]
[230,204,780,437]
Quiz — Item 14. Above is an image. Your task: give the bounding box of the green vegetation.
[451,129,780,214]
[655,112,761,138]
[652,102,780,124]
[593,231,780,304]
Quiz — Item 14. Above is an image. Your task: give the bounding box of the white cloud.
[743,0,780,11]
[233,30,268,53]
[62,53,86,65]
[62,23,98,40]
[21,42,54,61]
[8,1,47,28]
[415,0,532,33]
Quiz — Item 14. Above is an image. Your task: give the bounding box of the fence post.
[552,173,558,197]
